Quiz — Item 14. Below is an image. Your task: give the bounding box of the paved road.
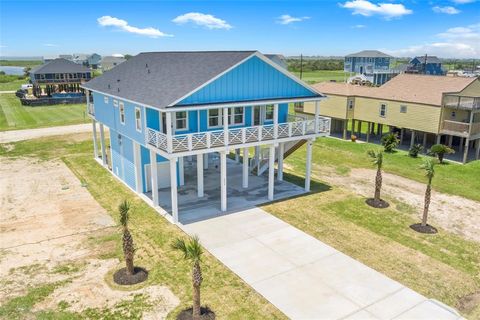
[0,123,92,143]
[181,208,463,320]
[0,91,16,94]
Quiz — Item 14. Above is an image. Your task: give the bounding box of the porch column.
[92,120,98,159]
[220,151,227,211]
[463,138,470,164]
[423,132,428,153]
[197,154,204,197]
[399,128,404,145]
[273,104,279,139]
[133,142,142,193]
[178,156,185,186]
[166,112,173,153]
[242,147,249,188]
[351,119,355,137]
[277,142,284,181]
[203,153,209,169]
[448,135,453,147]
[475,139,480,160]
[305,139,313,192]
[410,130,416,148]
[357,121,362,139]
[268,145,275,201]
[459,137,464,153]
[149,150,159,207]
[314,101,320,133]
[235,149,240,163]
[255,146,261,176]
[99,123,107,166]
[343,120,347,140]
[366,122,371,142]
[436,135,441,144]
[223,107,229,146]
[170,157,179,223]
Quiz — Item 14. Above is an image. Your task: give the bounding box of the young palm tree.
[172,236,204,320]
[119,200,135,275]
[367,150,384,203]
[420,158,435,227]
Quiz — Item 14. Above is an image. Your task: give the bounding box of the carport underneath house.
[82,51,330,224]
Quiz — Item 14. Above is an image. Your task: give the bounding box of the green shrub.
[429,144,454,163]
[409,144,423,157]
[381,133,399,153]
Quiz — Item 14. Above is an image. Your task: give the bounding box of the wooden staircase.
[254,139,307,175]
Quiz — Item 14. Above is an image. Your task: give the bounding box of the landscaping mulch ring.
[365,198,390,209]
[177,307,216,320]
[409,223,438,234]
[113,267,148,285]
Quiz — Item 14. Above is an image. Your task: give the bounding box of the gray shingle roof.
[412,56,442,64]
[345,50,392,58]
[30,58,91,74]
[83,51,257,109]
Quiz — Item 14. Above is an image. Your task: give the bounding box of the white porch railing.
[146,116,330,154]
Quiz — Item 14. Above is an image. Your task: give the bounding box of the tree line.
[287,59,344,72]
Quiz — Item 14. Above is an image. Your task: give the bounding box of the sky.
[0,0,479,59]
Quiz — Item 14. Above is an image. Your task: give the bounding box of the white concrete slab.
[180,207,463,320]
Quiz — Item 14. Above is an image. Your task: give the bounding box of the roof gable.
[177,53,320,106]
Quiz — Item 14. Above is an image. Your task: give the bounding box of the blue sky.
[1,0,479,58]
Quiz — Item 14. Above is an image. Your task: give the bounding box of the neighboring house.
[30,58,92,85]
[407,56,444,75]
[265,54,287,69]
[87,53,102,69]
[298,74,480,163]
[82,51,330,223]
[59,54,74,60]
[344,50,397,85]
[72,53,89,65]
[101,56,126,71]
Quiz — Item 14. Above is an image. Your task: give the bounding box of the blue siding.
[109,128,137,191]
[178,56,317,106]
[146,107,160,131]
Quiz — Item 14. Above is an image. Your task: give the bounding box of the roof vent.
[147,69,150,74]
[117,79,120,82]
[145,63,148,68]
[117,88,120,92]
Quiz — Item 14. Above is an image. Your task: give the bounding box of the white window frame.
[104,96,109,104]
[379,103,387,118]
[135,107,142,132]
[400,105,407,113]
[229,107,245,126]
[113,99,118,107]
[119,102,125,124]
[175,111,188,131]
[208,108,222,129]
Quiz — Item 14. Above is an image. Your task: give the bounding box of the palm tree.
[172,236,204,320]
[420,158,435,227]
[119,200,135,275]
[367,150,384,203]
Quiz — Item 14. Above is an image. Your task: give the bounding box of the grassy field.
[0,78,27,91]
[0,93,89,131]
[292,70,345,84]
[0,60,42,68]
[0,135,286,319]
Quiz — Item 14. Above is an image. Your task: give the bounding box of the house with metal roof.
[298,73,480,163]
[344,50,397,85]
[82,51,330,223]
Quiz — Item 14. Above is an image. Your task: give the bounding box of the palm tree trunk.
[421,184,431,226]
[374,167,382,201]
[123,228,135,275]
[126,254,134,275]
[192,262,203,320]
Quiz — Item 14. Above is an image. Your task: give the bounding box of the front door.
[253,106,265,126]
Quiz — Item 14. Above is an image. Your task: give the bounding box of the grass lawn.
[285,137,480,202]
[0,78,27,91]
[0,60,42,68]
[0,93,89,131]
[0,136,286,320]
[291,70,345,84]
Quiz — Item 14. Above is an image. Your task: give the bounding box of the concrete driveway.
[181,208,463,320]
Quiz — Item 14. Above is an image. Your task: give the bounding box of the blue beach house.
[82,51,330,223]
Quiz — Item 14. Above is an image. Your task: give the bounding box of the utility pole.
[423,54,428,74]
[300,54,303,80]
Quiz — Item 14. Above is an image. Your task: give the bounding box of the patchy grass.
[286,137,480,202]
[291,70,345,84]
[0,60,42,68]
[0,79,26,91]
[0,93,88,131]
[0,135,286,320]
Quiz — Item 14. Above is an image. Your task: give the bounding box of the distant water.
[0,66,24,75]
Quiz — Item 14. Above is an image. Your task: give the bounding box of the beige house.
[299,74,480,163]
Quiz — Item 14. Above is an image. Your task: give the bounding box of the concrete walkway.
[0,123,92,143]
[181,208,463,320]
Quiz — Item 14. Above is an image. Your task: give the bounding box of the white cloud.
[172,12,232,30]
[352,24,367,28]
[451,0,476,3]
[340,0,413,19]
[385,23,480,58]
[97,16,172,38]
[276,14,310,25]
[43,43,58,47]
[432,6,460,14]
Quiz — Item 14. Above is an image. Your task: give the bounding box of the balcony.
[441,120,480,137]
[444,95,480,110]
[146,116,331,156]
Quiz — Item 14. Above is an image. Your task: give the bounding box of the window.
[348,100,354,109]
[400,105,407,113]
[208,109,221,128]
[104,96,109,104]
[379,104,387,117]
[119,102,125,124]
[113,99,118,107]
[135,107,142,132]
[229,107,244,125]
[265,105,274,120]
[39,74,45,80]
[175,111,188,130]
[451,111,456,118]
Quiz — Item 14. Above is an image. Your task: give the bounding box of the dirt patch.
[365,198,390,208]
[0,158,178,317]
[410,223,438,234]
[458,291,480,314]
[113,266,149,285]
[313,166,480,242]
[177,307,216,320]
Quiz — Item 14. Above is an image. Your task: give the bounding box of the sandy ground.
[0,158,179,317]
[309,165,480,242]
[0,123,92,143]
